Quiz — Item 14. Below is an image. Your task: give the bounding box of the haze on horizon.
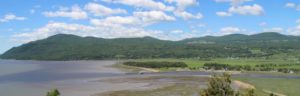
[0,0,300,53]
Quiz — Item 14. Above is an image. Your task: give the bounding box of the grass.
[234,77,300,96]
[131,58,300,71]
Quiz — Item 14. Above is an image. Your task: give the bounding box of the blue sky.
[0,0,300,54]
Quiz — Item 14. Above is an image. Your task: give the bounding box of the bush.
[46,89,60,96]
[201,73,256,96]
[203,63,253,71]
[203,63,229,70]
[123,61,188,68]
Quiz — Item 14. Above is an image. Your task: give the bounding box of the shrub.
[123,61,188,68]
[203,63,229,70]
[201,73,256,96]
[46,89,60,96]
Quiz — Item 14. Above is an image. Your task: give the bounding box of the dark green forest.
[1,32,300,60]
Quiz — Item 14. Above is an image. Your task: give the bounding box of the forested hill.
[1,32,300,60]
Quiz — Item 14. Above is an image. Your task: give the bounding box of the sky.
[0,0,300,54]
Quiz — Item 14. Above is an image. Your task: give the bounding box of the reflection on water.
[0,61,41,77]
[0,60,122,83]
[0,60,121,96]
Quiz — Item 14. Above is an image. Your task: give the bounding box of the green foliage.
[203,63,253,71]
[255,63,300,73]
[269,93,277,96]
[200,73,235,96]
[245,89,255,96]
[203,63,229,70]
[123,61,188,68]
[2,32,300,60]
[201,73,256,96]
[46,89,60,96]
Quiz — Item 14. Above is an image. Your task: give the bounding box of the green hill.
[1,32,300,60]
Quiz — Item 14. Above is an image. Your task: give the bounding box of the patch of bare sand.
[139,67,160,72]
[233,80,255,89]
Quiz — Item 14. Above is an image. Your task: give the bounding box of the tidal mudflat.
[0,60,210,96]
[0,60,127,96]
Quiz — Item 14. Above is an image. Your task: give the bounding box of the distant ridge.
[1,32,300,60]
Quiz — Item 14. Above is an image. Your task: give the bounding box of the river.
[0,60,299,96]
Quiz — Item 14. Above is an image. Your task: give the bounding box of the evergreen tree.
[46,89,60,96]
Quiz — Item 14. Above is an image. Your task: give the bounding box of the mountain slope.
[1,32,300,60]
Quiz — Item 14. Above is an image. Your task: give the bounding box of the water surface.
[0,60,121,96]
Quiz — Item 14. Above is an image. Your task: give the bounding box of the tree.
[201,73,256,96]
[245,89,255,96]
[201,73,235,96]
[46,89,60,96]
[269,93,277,96]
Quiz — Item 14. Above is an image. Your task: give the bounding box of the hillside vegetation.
[1,32,300,60]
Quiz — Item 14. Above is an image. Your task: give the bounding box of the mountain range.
[1,32,300,60]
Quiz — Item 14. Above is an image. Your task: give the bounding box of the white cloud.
[91,16,139,26]
[133,11,176,24]
[263,27,284,32]
[164,0,202,20]
[286,2,296,8]
[167,29,208,40]
[216,11,232,16]
[30,5,41,14]
[30,9,35,14]
[13,22,95,42]
[287,25,300,35]
[285,2,300,11]
[165,0,197,10]
[174,10,203,20]
[43,5,88,20]
[13,10,176,43]
[220,27,241,34]
[215,0,264,17]
[259,22,267,27]
[0,14,26,22]
[287,20,300,35]
[215,0,252,6]
[84,2,127,16]
[90,11,175,27]
[104,0,174,11]
[170,30,184,34]
[90,17,139,28]
[228,4,264,16]
[12,21,186,43]
[297,19,300,24]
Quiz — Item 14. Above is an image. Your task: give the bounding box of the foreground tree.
[201,73,255,96]
[46,89,60,96]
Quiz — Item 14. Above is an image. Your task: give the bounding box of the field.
[234,77,300,96]
[130,57,300,73]
[133,57,299,67]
